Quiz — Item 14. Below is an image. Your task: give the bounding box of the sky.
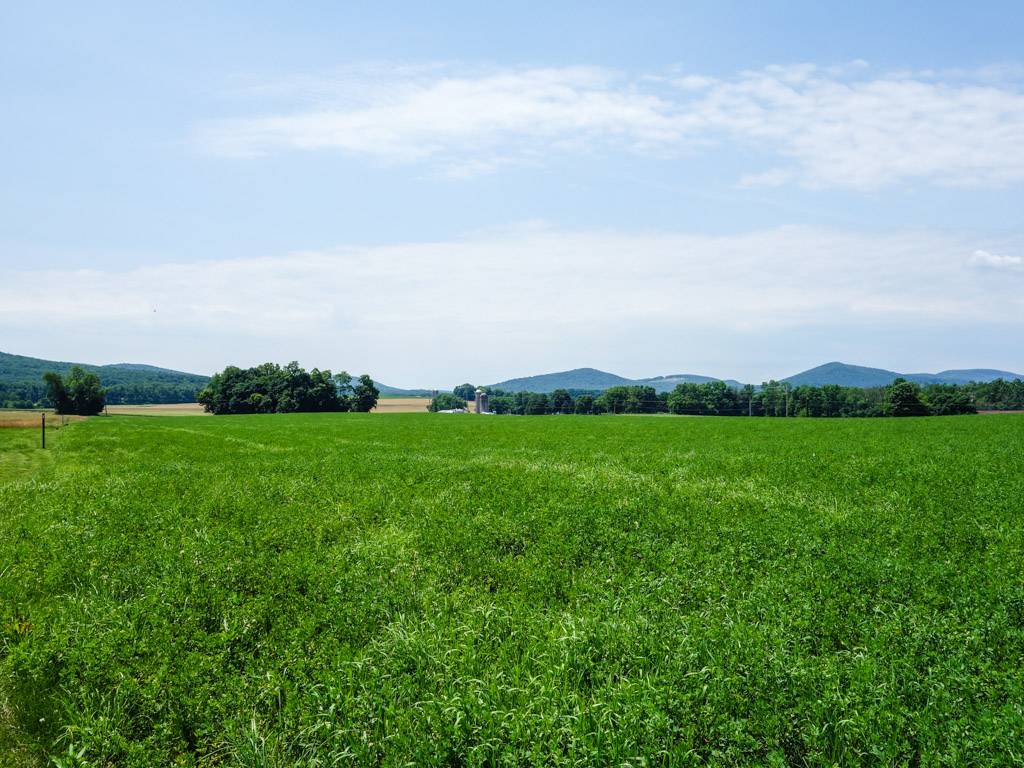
[1,1,1023,387]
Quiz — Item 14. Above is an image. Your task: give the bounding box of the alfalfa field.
[1,413,1022,766]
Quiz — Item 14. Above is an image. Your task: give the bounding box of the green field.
[2,414,1023,766]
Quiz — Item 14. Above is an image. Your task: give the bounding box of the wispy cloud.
[196,63,1024,188]
[970,249,1023,269]
[2,227,1020,371]
[199,66,680,168]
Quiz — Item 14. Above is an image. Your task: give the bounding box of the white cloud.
[1,227,1021,384]
[197,63,1024,188]
[969,249,1023,269]
[199,67,681,167]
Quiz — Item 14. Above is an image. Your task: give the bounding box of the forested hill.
[0,351,210,406]
[487,368,636,393]
[486,368,745,393]
[488,362,1024,393]
[784,361,1024,388]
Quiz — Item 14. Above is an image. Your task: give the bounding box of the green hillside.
[374,381,432,397]
[784,361,1023,388]
[487,367,635,392]
[484,367,742,393]
[0,351,210,406]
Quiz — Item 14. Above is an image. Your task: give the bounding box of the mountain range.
[3,352,1021,405]
[780,362,1023,388]
[486,363,1023,393]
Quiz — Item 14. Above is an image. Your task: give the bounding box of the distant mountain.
[0,350,210,406]
[486,361,1024,394]
[374,381,432,397]
[783,361,1023,388]
[910,369,1024,385]
[488,367,739,393]
[108,363,190,373]
[487,367,636,393]
[782,362,900,388]
[636,373,745,392]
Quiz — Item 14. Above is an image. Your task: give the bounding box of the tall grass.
[1,414,1022,765]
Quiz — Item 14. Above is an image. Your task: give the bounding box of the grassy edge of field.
[0,427,58,485]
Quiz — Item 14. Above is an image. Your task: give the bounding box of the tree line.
[27,361,382,416]
[1,379,205,409]
[434,378,1024,417]
[197,362,379,415]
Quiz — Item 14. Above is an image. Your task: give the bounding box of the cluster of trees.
[197,363,379,415]
[435,378,1004,417]
[428,392,469,412]
[962,378,1024,410]
[42,367,106,415]
[452,383,477,401]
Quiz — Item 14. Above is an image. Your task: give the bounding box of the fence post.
[41,412,46,449]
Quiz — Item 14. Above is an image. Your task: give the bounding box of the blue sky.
[2,1,1023,386]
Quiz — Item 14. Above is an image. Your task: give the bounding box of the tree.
[740,384,757,416]
[352,375,380,412]
[333,371,354,412]
[885,378,928,417]
[925,385,977,416]
[597,385,660,414]
[43,367,105,415]
[667,383,703,415]
[574,394,596,414]
[452,383,476,401]
[428,392,466,412]
[42,371,69,413]
[701,381,736,415]
[523,393,550,415]
[550,389,574,414]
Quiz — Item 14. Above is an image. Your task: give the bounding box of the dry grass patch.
[0,410,85,429]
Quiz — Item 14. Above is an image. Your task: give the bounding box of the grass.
[0,426,64,483]
[1,413,1023,766]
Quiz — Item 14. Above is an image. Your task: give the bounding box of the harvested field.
[109,399,443,415]
[106,402,208,417]
[372,396,437,413]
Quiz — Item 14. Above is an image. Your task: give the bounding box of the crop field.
[1,414,1023,766]
[370,397,436,413]
[105,403,208,417]
[101,398,436,415]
